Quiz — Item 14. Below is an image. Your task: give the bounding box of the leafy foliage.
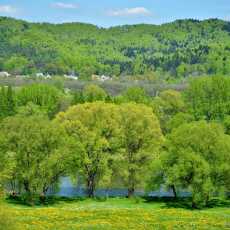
[56,102,122,197]
[1,17,230,79]
[0,114,71,204]
[17,84,62,117]
[0,75,229,208]
[185,76,230,120]
[117,103,163,197]
[153,121,230,207]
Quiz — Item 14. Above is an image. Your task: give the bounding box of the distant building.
[45,74,52,79]
[64,74,78,80]
[0,71,10,77]
[91,74,111,82]
[35,73,52,79]
[100,75,111,81]
[36,73,44,77]
[91,74,100,81]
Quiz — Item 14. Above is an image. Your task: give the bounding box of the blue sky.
[0,0,230,27]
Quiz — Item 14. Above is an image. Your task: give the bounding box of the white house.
[35,73,52,79]
[0,71,10,77]
[64,74,78,80]
[91,74,111,82]
[91,74,100,81]
[36,73,44,77]
[100,75,111,82]
[45,74,52,79]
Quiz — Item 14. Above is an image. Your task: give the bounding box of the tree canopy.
[152,121,230,207]
[0,76,229,208]
[1,17,230,79]
[56,102,122,197]
[0,114,71,204]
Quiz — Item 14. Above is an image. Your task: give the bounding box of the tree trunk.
[23,181,33,206]
[39,192,45,204]
[205,194,210,207]
[192,200,197,209]
[23,181,30,194]
[42,184,50,196]
[171,185,177,199]
[86,177,95,198]
[128,169,135,198]
[128,187,135,198]
[191,194,197,209]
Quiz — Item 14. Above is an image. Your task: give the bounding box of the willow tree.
[118,103,164,197]
[152,89,185,134]
[56,102,122,197]
[0,114,71,204]
[159,121,230,207]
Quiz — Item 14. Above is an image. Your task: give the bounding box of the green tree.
[0,86,16,119]
[82,84,107,102]
[17,84,61,117]
[16,102,47,117]
[118,103,163,197]
[72,91,84,105]
[4,56,29,75]
[223,115,230,134]
[166,112,194,132]
[117,87,150,105]
[56,102,121,197]
[0,114,71,204]
[152,89,185,133]
[165,150,212,208]
[156,121,230,207]
[6,86,16,116]
[185,76,230,120]
[0,132,15,192]
[0,87,7,119]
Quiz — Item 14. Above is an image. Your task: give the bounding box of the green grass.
[1,197,230,230]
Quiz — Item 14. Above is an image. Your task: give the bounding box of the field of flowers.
[1,198,230,230]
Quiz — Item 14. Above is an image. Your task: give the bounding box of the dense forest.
[1,17,230,80]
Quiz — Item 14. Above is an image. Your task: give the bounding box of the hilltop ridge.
[0,17,230,80]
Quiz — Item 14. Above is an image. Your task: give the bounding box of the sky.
[0,0,230,27]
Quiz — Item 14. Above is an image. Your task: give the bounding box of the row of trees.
[0,102,163,201]
[0,76,230,207]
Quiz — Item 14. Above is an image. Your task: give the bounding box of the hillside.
[0,17,230,79]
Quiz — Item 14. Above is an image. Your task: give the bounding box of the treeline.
[1,17,230,80]
[0,76,230,208]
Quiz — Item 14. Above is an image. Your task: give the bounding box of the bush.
[95,196,108,202]
[132,196,143,204]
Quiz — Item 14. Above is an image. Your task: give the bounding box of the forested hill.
[1,17,230,79]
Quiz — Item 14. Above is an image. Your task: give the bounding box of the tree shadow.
[5,194,230,210]
[5,195,88,207]
[143,196,192,209]
[205,198,230,209]
[143,196,230,210]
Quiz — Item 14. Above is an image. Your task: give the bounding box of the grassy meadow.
[1,197,230,230]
